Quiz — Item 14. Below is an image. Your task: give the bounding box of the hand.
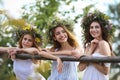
[56,58,63,73]
[8,48,17,59]
[90,39,99,52]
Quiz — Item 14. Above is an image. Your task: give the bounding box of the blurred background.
[0,0,120,80]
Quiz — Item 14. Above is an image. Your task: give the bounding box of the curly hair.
[81,10,115,47]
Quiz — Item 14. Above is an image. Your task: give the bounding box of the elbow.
[102,68,109,75]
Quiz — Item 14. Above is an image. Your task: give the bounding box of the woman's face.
[53,27,68,43]
[22,34,34,48]
[90,22,102,39]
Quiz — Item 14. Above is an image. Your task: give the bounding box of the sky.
[1,0,118,46]
[2,0,116,18]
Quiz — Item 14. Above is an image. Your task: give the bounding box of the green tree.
[108,2,120,80]
[21,0,79,47]
[0,11,16,80]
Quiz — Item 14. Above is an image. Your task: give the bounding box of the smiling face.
[53,27,68,43]
[21,34,34,48]
[90,21,103,40]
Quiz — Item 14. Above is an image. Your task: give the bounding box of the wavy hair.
[48,24,79,49]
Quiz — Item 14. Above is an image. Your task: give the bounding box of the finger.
[57,65,62,73]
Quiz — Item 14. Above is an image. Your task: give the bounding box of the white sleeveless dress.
[48,49,78,80]
[48,61,78,80]
[83,52,110,80]
[13,59,46,80]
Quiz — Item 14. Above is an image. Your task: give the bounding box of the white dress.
[48,49,78,80]
[83,52,110,80]
[48,61,78,80]
[13,59,46,80]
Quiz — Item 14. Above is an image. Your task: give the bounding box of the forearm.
[17,48,38,54]
[39,51,59,60]
[50,51,72,56]
[92,63,109,75]
[0,47,14,52]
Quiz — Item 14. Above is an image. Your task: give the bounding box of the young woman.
[78,10,115,80]
[8,25,63,80]
[47,22,83,80]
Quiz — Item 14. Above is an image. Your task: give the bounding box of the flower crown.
[81,10,115,38]
[47,18,75,44]
[13,24,42,45]
[48,18,74,32]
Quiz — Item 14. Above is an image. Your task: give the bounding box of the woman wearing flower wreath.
[46,20,83,80]
[8,25,63,80]
[78,10,115,80]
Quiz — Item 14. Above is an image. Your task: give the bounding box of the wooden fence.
[16,53,120,63]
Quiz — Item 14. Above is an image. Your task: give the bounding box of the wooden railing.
[16,53,120,63]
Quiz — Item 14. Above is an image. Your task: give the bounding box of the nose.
[60,32,64,37]
[24,40,29,44]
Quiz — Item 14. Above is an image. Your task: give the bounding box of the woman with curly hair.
[78,10,115,80]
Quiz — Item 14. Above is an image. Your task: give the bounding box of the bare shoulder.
[99,40,109,46]
[99,40,111,56]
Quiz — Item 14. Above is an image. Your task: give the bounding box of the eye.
[95,25,100,28]
[90,26,93,29]
[62,30,66,33]
[23,38,27,40]
[28,39,33,42]
[55,32,60,35]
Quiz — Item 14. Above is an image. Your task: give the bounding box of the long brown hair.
[49,24,79,49]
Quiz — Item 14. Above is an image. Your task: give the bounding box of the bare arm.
[78,39,99,71]
[0,47,10,53]
[38,51,63,73]
[50,50,73,55]
[92,63,110,75]
[15,48,39,54]
[48,47,83,58]
[78,47,89,71]
[92,41,111,75]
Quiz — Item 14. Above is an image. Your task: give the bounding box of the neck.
[60,42,73,50]
[95,37,103,41]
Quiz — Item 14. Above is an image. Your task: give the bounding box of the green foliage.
[0,54,16,80]
[109,2,120,56]
[21,0,78,47]
[108,2,120,80]
[21,0,61,47]
[37,60,51,79]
